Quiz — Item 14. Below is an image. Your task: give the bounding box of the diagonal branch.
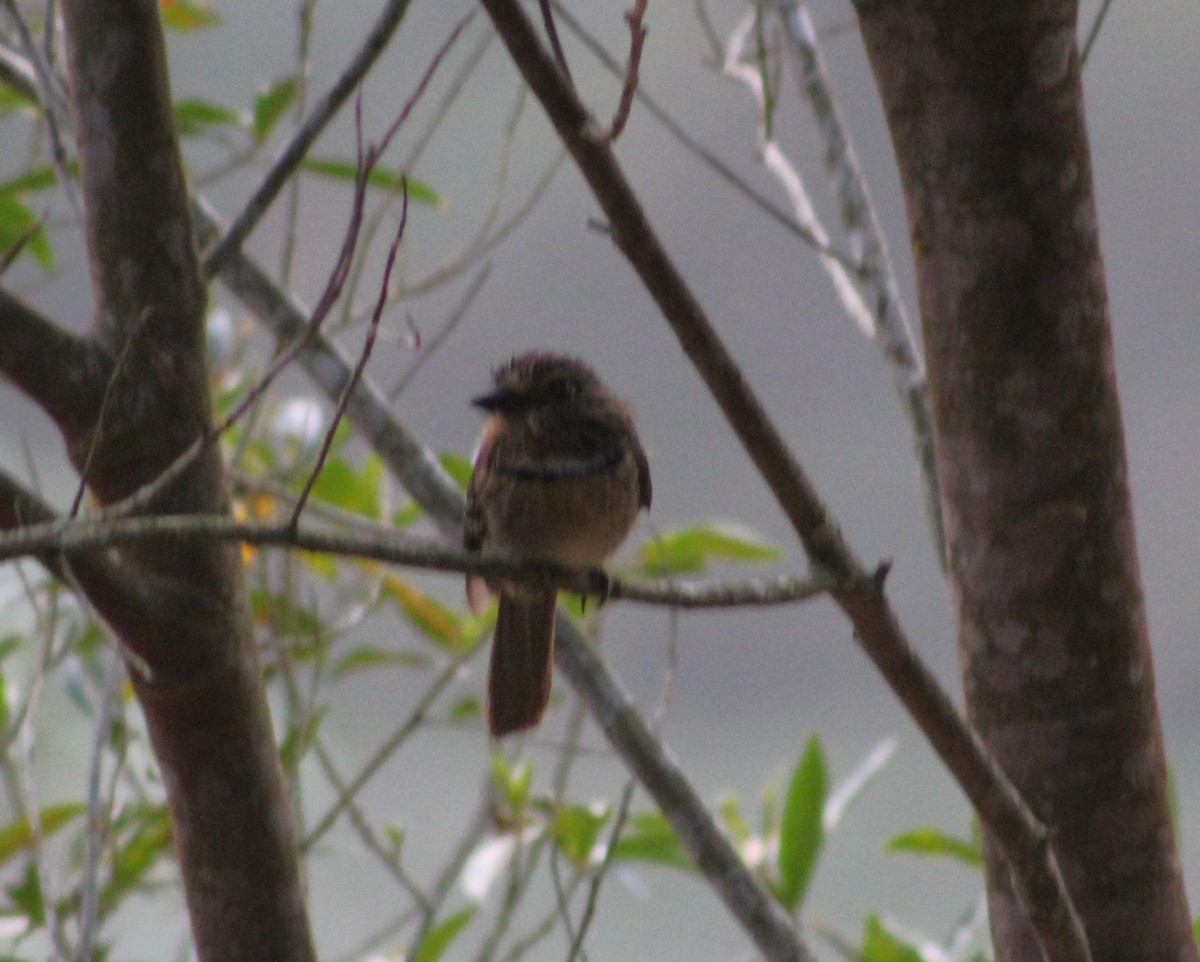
[478,2,1090,961]
[0,288,107,433]
[202,0,419,276]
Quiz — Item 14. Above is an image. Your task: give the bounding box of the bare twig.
[550,1,851,266]
[201,0,425,276]
[607,0,647,141]
[536,0,572,81]
[292,177,410,523]
[771,0,944,566]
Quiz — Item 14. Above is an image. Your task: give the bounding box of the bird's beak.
[471,388,518,413]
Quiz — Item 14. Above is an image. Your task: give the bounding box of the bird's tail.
[487,589,557,737]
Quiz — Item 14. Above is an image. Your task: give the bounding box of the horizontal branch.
[0,511,832,610]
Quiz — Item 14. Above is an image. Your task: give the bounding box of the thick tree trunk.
[0,1,319,958]
[854,2,1194,959]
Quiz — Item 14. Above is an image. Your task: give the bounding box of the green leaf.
[380,573,463,649]
[278,707,328,772]
[307,453,383,518]
[333,645,429,677]
[608,812,693,871]
[410,907,476,962]
[392,501,423,529]
[883,826,983,867]
[6,863,44,927]
[490,754,532,814]
[174,98,243,135]
[637,521,780,576]
[103,804,173,909]
[301,157,442,206]
[0,634,21,661]
[0,805,85,865]
[861,916,925,962]
[160,0,221,31]
[0,196,53,271]
[776,735,826,912]
[0,166,57,196]
[253,77,298,142]
[440,451,474,491]
[552,803,610,866]
[719,796,752,846]
[447,696,481,723]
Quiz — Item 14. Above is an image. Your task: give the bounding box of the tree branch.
[201,0,418,276]
[0,509,833,610]
[479,2,1090,961]
[0,288,106,433]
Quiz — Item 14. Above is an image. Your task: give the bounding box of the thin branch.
[389,262,491,399]
[201,0,421,276]
[607,0,647,141]
[550,1,853,267]
[292,178,410,523]
[192,194,467,537]
[479,3,1090,962]
[0,510,833,610]
[0,0,80,218]
[1079,0,1114,66]
[772,0,944,566]
[536,0,572,81]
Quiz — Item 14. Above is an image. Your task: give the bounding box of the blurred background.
[1,0,1197,958]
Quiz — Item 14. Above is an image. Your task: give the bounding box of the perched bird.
[464,352,652,737]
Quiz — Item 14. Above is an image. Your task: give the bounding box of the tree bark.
[0,1,317,958]
[854,2,1194,959]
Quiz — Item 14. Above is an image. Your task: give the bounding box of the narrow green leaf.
[861,916,925,962]
[440,451,474,491]
[719,796,752,845]
[776,735,826,912]
[0,805,85,865]
[253,77,298,142]
[0,634,21,661]
[103,805,173,908]
[490,754,532,814]
[301,157,442,206]
[333,645,429,677]
[160,0,221,31]
[174,98,243,135]
[411,906,476,962]
[380,573,462,648]
[608,812,693,871]
[278,707,328,771]
[0,196,53,271]
[6,863,44,926]
[447,696,481,723]
[883,826,983,867]
[637,521,780,575]
[0,166,57,196]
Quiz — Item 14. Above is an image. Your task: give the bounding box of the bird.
[464,352,652,737]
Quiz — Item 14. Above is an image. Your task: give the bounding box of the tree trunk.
[854,1,1194,959]
[0,1,317,958]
